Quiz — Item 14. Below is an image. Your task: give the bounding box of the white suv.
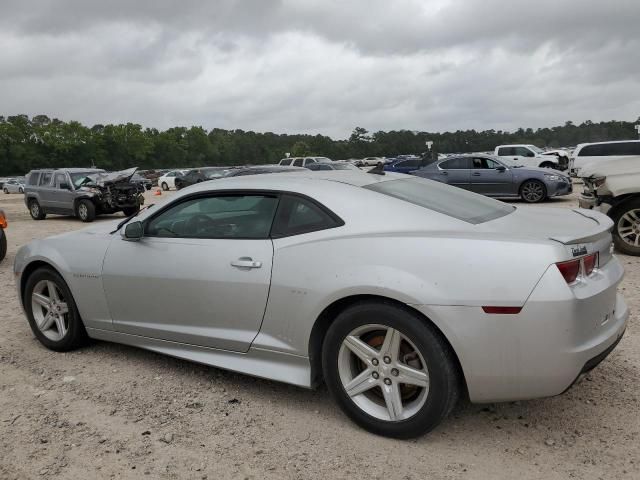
[570,140,640,176]
[278,157,332,167]
[494,144,565,170]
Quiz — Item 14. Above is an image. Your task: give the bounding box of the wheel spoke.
[57,302,69,315]
[381,327,402,360]
[344,335,378,363]
[343,369,377,397]
[623,210,639,222]
[47,281,60,302]
[38,312,55,331]
[381,383,403,421]
[396,363,429,388]
[54,316,67,337]
[32,292,50,308]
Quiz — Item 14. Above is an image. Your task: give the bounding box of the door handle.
[472,172,481,176]
[230,257,262,269]
[440,171,448,175]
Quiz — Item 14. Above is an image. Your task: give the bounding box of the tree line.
[0,114,638,175]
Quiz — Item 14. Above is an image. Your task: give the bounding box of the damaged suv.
[24,167,144,223]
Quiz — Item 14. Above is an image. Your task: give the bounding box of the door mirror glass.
[124,221,144,241]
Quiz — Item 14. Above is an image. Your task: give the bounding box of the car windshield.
[364,177,515,224]
[528,145,544,154]
[69,171,102,188]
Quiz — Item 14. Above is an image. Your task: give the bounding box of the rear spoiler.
[549,209,613,245]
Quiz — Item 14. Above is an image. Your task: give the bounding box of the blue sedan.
[412,154,572,203]
[383,156,423,174]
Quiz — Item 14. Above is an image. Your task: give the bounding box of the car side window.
[439,158,471,169]
[292,158,303,167]
[280,159,292,166]
[27,172,40,185]
[514,147,534,157]
[497,147,514,156]
[54,173,68,189]
[271,195,343,238]
[472,158,501,169]
[145,194,279,239]
[39,172,52,186]
[168,172,175,177]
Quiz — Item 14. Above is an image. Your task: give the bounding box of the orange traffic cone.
[154,188,162,196]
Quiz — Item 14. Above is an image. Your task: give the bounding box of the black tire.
[122,205,140,217]
[19,187,24,194]
[322,301,460,439]
[611,198,640,256]
[539,162,555,169]
[76,199,96,222]
[161,182,169,191]
[28,199,46,220]
[3,188,8,194]
[519,179,547,203]
[23,267,89,352]
[0,229,6,262]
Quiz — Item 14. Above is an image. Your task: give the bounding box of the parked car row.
[3,177,25,194]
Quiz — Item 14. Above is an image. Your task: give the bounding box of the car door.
[101,192,279,352]
[468,157,514,195]
[52,172,76,212]
[513,146,537,168]
[37,172,55,208]
[435,157,472,189]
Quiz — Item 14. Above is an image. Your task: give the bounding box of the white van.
[570,140,640,176]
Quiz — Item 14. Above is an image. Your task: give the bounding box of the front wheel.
[122,206,140,217]
[539,161,556,169]
[611,199,640,256]
[520,180,547,203]
[322,302,460,439]
[24,267,88,351]
[3,189,8,194]
[19,187,24,193]
[0,229,6,262]
[77,199,96,222]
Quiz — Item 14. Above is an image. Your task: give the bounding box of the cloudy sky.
[1,0,638,138]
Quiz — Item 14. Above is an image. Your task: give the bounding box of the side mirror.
[123,221,144,241]
[496,166,506,172]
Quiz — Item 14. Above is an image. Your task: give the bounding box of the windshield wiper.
[110,204,154,234]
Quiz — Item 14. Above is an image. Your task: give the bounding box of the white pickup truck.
[579,157,640,256]
[494,144,567,170]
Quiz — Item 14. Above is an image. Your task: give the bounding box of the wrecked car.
[24,167,144,223]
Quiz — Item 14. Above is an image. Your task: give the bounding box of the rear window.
[27,172,40,185]
[39,172,52,186]
[578,142,640,157]
[364,177,514,224]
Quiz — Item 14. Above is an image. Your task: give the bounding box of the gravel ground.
[1,188,638,480]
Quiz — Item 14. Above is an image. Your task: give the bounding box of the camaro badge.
[571,246,588,257]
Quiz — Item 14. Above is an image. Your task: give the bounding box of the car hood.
[478,206,612,245]
[83,167,138,187]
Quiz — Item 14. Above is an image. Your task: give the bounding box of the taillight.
[0,212,6,229]
[556,259,581,284]
[556,252,599,284]
[583,252,598,276]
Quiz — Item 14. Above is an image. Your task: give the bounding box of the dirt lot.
[1,188,638,480]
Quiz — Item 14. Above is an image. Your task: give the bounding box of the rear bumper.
[417,256,628,403]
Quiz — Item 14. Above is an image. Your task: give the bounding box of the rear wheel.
[520,180,547,203]
[161,182,169,191]
[29,199,46,220]
[3,188,8,194]
[322,302,460,438]
[611,199,640,256]
[19,187,24,193]
[24,267,89,351]
[77,199,96,222]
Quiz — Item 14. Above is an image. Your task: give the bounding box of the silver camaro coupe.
[14,171,628,438]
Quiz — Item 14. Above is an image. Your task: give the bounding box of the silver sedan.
[14,171,628,438]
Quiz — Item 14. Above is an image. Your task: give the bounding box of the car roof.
[31,168,104,173]
[575,139,640,148]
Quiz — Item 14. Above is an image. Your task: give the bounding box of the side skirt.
[86,328,313,388]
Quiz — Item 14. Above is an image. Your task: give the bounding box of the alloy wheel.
[31,202,39,217]
[338,324,429,421]
[78,203,88,220]
[617,208,640,248]
[31,280,70,341]
[521,181,544,202]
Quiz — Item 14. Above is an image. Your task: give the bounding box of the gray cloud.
[0,0,638,138]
